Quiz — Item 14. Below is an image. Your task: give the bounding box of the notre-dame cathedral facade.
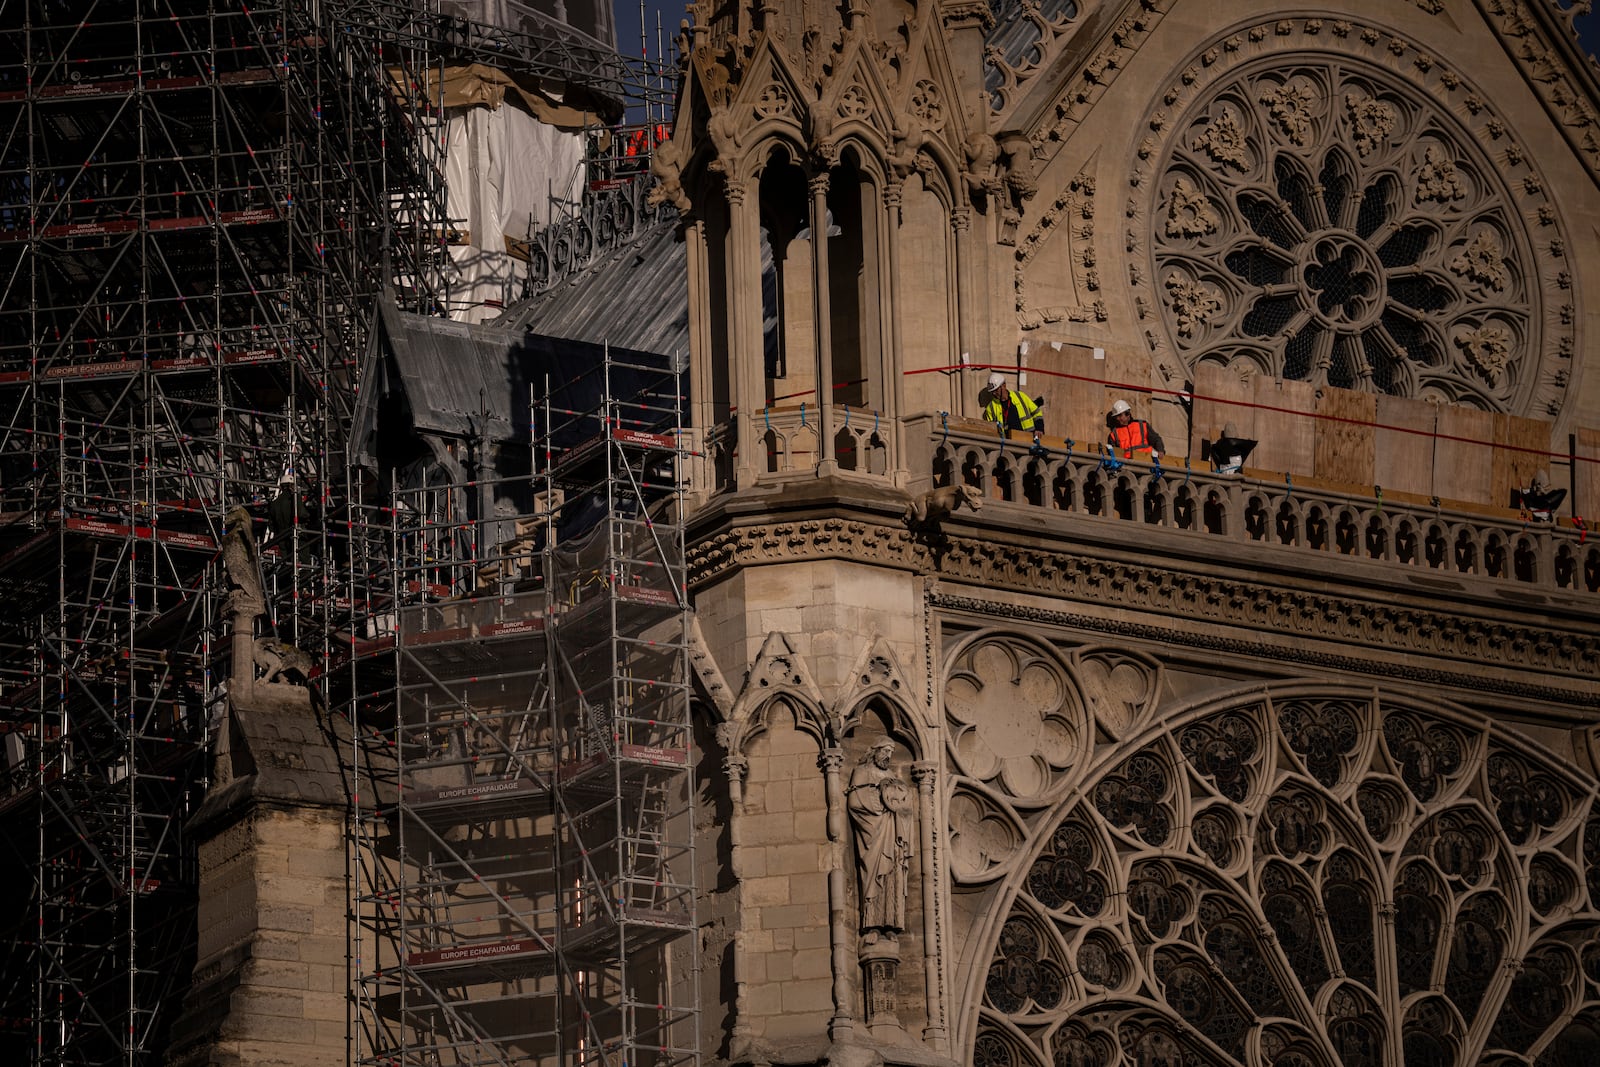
[656,2,1600,1066]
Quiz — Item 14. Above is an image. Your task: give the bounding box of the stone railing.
[910,415,1600,596]
[686,403,893,497]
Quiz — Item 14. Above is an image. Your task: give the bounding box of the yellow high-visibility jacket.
[983,390,1042,432]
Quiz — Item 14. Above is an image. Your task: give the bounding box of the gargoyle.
[647,132,692,211]
[905,483,984,525]
[254,636,314,686]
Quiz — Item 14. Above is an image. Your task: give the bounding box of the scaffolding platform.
[404,936,557,985]
[558,744,692,799]
[562,906,696,960]
[402,775,549,825]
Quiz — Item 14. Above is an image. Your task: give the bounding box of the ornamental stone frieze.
[932,592,1596,711]
[687,516,1598,707]
[1473,0,1600,186]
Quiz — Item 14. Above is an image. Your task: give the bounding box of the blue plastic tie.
[1101,449,1122,473]
[1182,457,1192,488]
[800,402,808,428]
[1151,455,1164,483]
[1064,438,1074,460]
[843,407,851,429]
[764,407,770,433]
[939,411,950,447]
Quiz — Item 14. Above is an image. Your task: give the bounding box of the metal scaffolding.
[0,1,676,1063]
[346,348,700,1066]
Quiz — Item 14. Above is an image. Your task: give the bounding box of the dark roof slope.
[502,217,689,361]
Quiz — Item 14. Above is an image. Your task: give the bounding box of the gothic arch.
[952,680,1600,1066]
[726,632,831,754]
[837,638,931,759]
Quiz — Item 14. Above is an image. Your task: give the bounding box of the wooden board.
[1490,413,1555,513]
[1314,387,1377,487]
[1374,396,1437,498]
[1252,376,1317,478]
[1433,407,1496,506]
[1021,341,1106,449]
[1577,426,1600,522]
[1190,362,1256,466]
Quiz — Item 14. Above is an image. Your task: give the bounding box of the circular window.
[1130,22,1574,417]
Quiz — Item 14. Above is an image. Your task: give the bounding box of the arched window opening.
[757,151,812,410]
[826,151,880,414]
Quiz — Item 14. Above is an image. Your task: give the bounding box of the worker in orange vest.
[1107,399,1164,461]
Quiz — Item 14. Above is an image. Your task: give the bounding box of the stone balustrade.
[910,415,1600,596]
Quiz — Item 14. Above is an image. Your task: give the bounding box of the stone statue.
[848,739,915,944]
[220,505,264,609]
[253,636,313,686]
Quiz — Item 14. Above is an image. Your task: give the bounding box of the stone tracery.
[945,652,1600,1067]
[1133,22,1576,416]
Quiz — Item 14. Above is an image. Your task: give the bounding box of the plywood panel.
[1576,427,1600,521]
[1375,396,1436,498]
[1191,362,1255,466]
[1019,340,1105,450]
[1314,387,1376,487]
[1433,407,1495,506]
[1491,414,1555,512]
[1017,342,1094,451]
[1100,342,1148,398]
[1251,376,1317,478]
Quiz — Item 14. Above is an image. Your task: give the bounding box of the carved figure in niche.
[848,739,915,943]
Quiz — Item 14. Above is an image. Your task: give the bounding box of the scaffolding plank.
[403,776,547,825]
[406,937,554,983]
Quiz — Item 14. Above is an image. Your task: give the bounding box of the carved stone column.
[882,179,907,485]
[950,205,974,417]
[820,746,855,1039]
[810,171,837,473]
[725,178,762,489]
[911,759,947,1049]
[685,217,719,495]
[723,732,756,1048]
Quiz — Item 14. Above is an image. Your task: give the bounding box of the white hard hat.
[986,372,1007,391]
[1110,399,1132,417]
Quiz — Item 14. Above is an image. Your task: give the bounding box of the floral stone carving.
[944,638,1083,802]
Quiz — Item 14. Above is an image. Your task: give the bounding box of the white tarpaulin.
[442,101,586,322]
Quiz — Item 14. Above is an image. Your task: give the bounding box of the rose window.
[1137,37,1574,417]
[963,688,1600,1067]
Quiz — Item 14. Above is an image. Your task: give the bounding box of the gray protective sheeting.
[360,298,679,454]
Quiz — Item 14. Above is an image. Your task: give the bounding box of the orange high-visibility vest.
[1109,419,1155,458]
